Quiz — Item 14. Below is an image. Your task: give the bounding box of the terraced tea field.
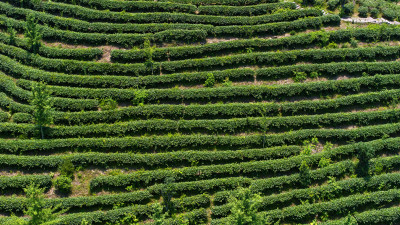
[1,0,400,224]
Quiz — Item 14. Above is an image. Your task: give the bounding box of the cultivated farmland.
[1,0,400,224]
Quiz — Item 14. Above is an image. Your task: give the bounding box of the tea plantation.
[1,0,400,224]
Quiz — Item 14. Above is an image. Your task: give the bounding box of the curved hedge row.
[4,108,400,138]
[0,146,301,170]
[0,200,208,225]
[0,174,52,192]
[0,190,152,213]
[212,189,400,224]
[0,111,10,122]
[321,207,400,225]
[212,172,400,217]
[0,92,32,114]
[132,0,280,6]
[0,15,207,47]
[48,87,400,125]
[29,1,320,26]
[49,0,198,14]
[0,32,102,61]
[89,137,400,191]
[3,122,400,154]
[0,73,99,112]
[20,74,400,103]
[51,0,296,16]
[0,192,209,218]
[197,3,296,16]
[112,26,400,63]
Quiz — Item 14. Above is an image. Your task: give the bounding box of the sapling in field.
[24,14,43,54]
[30,82,54,139]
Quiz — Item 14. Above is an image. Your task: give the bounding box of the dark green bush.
[58,159,75,179]
[53,175,72,194]
[11,113,33,123]
[358,6,368,18]
[370,8,379,18]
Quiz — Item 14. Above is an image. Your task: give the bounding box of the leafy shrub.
[341,3,355,17]
[293,71,307,82]
[222,77,232,87]
[53,175,72,194]
[24,14,42,53]
[318,157,332,168]
[99,98,118,111]
[7,25,16,45]
[370,8,379,18]
[358,6,369,18]
[310,72,319,78]
[228,188,267,225]
[132,89,147,106]
[350,38,358,48]
[58,159,75,180]
[204,73,215,87]
[327,0,340,10]
[11,113,32,123]
[299,160,311,187]
[325,42,338,49]
[161,177,176,215]
[382,8,397,21]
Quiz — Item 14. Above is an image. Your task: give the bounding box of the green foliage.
[309,71,319,78]
[344,213,358,225]
[319,157,332,168]
[293,71,307,82]
[132,89,147,106]
[227,188,267,225]
[24,14,42,54]
[150,203,167,225]
[105,212,138,225]
[143,38,156,75]
[340,3,355,17]
[357,143,374,177]
[325,42,338,49]
[24,183,64,225]
[299,160,311,187]
[99,98,118,111]
[204,73,216,87]
[327,0,340,10]
[30,82,53,139]
[53,175,72,194]
[7,25,16,46]
[370,8,379,18]
[222,77,233,87]
[350,38,358,48]
[161,177,176,215]
[358,6,368,18]
[58,158,75,179]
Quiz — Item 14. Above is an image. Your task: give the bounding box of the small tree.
[344,212,358,225]
[299,160,311,187]
[53,175,72,194]
[24,14,43,53]
[143,38,156,75]
[150,203,167,225]
[7,24,17,45]
[204,73,215,87]
[59,158,75,179]
[356,143,374,177]
[161,177,176,215]
[227,188,269,225]
[24,183,64,225]
[132,89,147,106]
[31,82,53,139]
[99,98,118,110]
